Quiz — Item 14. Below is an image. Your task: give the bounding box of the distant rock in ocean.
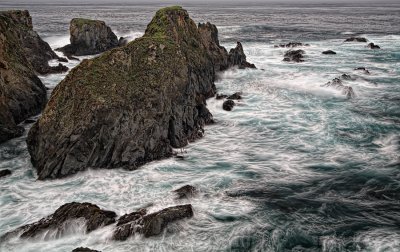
[0,10,50,143]
[283,49,305,62]
[27,6,255,179]
[322,50,336,55]
[367,42,380,49]
[322,74,356,99]
[57,18,119,56]
[344,37,368,42]
[274,42,310,48]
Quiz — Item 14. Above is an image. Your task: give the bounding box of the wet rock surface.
[57,18,119,56]
[27,6,253,180]
[113,204,194,240]
[367,42,380,49]
[223,100,236,111]
[1,202,116,240]
[322,74,356,99]
[322,50,336,55]
[0,10,48,143]
[174,185,197,199]
[283,49,305,62]
[0,169,12,178]
[344,37,368,42]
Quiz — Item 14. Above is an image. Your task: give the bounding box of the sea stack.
[0,10,48,143]
[57,18,119,56]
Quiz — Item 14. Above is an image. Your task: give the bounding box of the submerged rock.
[367,42,380,49]
[174,185,197,199]
[274,42,309,48]
[0,11,48,143]
[113,204,193,240]
[0,169,12,178]
[57,18,119,56]
[28,6,226,179]
[283,49,305,62]
[322,50,336,55]
[2,202,116,240]
[223,100,236,111]
[344,37,368,42]
[72,248,101,252]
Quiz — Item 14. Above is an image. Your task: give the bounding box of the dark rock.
[2,202,116,240]
[228,42,256,69]
[113,204,193,240]
[45,63,69,75]
[0,10,67,75]
[367,42,380,49]
[72,248,101,252]
[223,100,236,111]
[0,11,47,143]
[174,185,197,199]
[274,42,309,48]
[216,94,228,100]
[24,118,36,124]
[354,67,370,74]
[227,92,242,100]
[322,50,336,55]
[67,55,80,61]
[57,18,119,56]
[0,169,12,178]
[344,37,368,42]
[118,36,129,46]
[322,76,356,99]
[27,6,219,179]
[341,74,352,80]
[283,49,305,62]
[58,57,68,63]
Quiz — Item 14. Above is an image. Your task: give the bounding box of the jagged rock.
[227,92,242,100]
[0,11,48,143]
[367,42,380,49]
[322,76,356,99]
[223,100,235,111]
[57,18,119,56]
[1,202,116,240]
[228,42,256,69]
[174,185,197,199]
[344,37,368,42]
[0,169,12,178]
[72,248,101,252]
[283,49,305,62]
[0,10,67,75]
[322,50,336,55]
[354,67,370,74]
[27,6,221,179]
[113,204,193,240]
[198,23,255,70]
[274,42,309,48]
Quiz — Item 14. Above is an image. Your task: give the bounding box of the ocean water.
[0,1,400,251]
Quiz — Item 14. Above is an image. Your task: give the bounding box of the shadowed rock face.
[1,202,116,240]
[57,18,119,56]
[0,10,48,143]
[27,6,218,179]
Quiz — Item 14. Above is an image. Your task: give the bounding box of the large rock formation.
[0,11,48,143]
[57,18,119,56]
[0,10,67,75]
[1,202,116,240]
[27,6,254,179]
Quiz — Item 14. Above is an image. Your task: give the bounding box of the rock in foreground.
[0,10,48,143]
[57,18,119,56]
[27,6,253,179]
[1,202,116,240]
[113,204,193,240]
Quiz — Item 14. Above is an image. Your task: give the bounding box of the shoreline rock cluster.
[26,6,255,180]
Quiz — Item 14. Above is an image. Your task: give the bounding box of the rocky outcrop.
[1,202,116,240]
[274,42,309,48]
[344,37,368,42]
[27,6,254,180]
[57,18,119,56]
[0,10,68,75]
[322,75,355,99]
[174,185,197,199]
[0,169,11,178]
[198,23,255,70]
[0,11,48,143]
[223,100,235,111]
[113,204,193,240]
[283,49,305,62]
[368,42,380,49]
[322,50,336,55]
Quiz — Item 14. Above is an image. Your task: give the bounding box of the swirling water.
[0,1,400,251]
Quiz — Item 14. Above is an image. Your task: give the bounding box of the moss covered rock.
[57,18,119,56]
[0,10,48,143]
